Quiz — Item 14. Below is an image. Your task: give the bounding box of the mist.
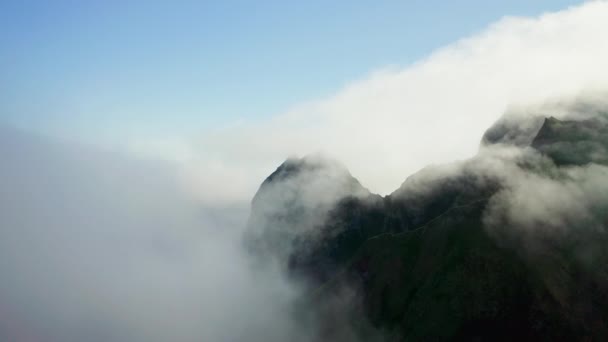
[0,127,310,342]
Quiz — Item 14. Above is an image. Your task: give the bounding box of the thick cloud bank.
[0,128,309,342]
[170,1,608,201]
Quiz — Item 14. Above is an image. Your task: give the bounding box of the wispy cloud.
[160,1,608,201]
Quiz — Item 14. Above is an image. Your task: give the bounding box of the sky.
[2,0,607,201]
[0,0,584,144]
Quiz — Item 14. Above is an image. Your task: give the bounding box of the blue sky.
[0,0,584,144]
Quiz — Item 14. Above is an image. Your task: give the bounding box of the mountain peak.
[480,115,545,147]
[246,154,372,262]
[531,116,608,166]
[262,153,355,186]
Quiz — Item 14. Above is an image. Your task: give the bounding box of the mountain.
[531,116,608,166]
[246,113,608,341]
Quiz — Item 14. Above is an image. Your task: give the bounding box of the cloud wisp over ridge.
[167,1,608,201]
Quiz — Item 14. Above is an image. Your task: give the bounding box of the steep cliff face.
[246,113,608,340]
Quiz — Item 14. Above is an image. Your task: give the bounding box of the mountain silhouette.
[247,111,608,341]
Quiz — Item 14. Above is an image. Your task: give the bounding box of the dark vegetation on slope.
[246,114,608,341]
[532,116,608,166]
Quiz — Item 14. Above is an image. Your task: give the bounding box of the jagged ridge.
[246,114,608,340]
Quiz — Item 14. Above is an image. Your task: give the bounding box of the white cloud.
[155,1,608,201]
[0,128,307,342]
